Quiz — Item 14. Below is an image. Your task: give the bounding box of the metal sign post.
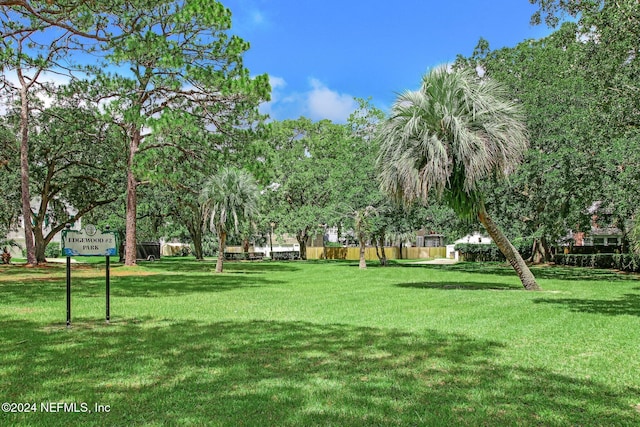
[61,224,118,326]
[66,226,72,327]
[105,225,111,324]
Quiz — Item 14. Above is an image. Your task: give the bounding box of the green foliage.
[458,13,640,253]
[200,167,260,237]
[377,66,528,219]
[0,122,20,236]
[454,243,504,262]
[553,253,640,273]
[261,118,355,256]
[509,1,640,248]
[455,241,533,262]
[44,242,61,258]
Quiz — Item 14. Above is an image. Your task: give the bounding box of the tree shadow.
[1,318,638,426]
[141,259,301,274]
[533,293,640,317]
[396,281,523,291]
[0,271,286,304]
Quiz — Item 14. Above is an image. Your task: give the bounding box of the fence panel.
[306,246,446,260]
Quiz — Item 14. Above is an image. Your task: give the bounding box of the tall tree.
[529,1,640,250]
[201,167,259,273]
[377,66,540,290]
[85,0,269,265]
[263,118,349,259]
[17,84,123,262]
[0,121,20,241]
[2,11,71,264]
[163,123,269,260]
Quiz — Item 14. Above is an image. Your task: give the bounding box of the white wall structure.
[446,232,493,259]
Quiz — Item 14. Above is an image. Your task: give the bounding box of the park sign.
[61,225,118,257]
[61,224,117,327]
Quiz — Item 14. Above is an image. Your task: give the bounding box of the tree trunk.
[124,128,140,266]
[540,236,551,263]
[531,236,551,264]
[478,207,541,291]
[34,226,46,263]
[296,228,308,260]
[216,230,226,273]
[192,229,204,260]
[19,85,36,266]
[322,225,327,260]
[185,206,205,260]
[358,231,367,269]
[378,236,388,266]
[531,239,542,264]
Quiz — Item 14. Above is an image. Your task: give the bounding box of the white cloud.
[259,76,358,123]
[306,79,357,123]
[259,74,288,118]
[269,75,286,91]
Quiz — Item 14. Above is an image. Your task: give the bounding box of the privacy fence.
[306,246,446,261]
[223,246,447,261]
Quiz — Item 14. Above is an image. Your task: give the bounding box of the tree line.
[1,1,639,290]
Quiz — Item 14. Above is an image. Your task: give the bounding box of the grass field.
[1,258,639,426]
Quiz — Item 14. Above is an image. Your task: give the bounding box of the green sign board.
[62,227,118,257]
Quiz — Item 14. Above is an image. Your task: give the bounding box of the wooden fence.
[306,246,446,261]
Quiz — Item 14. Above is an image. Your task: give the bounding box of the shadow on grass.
[0,270,286,304]
[396,281,522,291]
[140,259,301,274]
[1,318,637,426]
[533,293,640,317]
[395,262,640,282]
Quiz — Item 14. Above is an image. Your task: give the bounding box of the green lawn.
[1,259,639,426]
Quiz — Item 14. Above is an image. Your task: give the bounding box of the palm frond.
[377,65,528,217]
[200,167,260,235]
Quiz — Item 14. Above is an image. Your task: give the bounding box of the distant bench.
[271,251,301,261]
[223,252,265,261]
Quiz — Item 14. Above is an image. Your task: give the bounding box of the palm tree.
[353,205,377,269]
[201,167,260,273]
[377,66,540,291]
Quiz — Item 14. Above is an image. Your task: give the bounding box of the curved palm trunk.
[478,207,541,291]
[216,230,227,273]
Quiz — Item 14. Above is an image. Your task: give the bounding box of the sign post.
[66,225,72,328]
[105,225,111,324]
[61,224,118,326]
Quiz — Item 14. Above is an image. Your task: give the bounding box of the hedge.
[553,253,640,272]
[454,241,532,262]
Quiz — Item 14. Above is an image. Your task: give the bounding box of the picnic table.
[223,252,265,261]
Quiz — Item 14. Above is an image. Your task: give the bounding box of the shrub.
[45,242,61,258]
[454,240,533,263]
[553,253,640,272]
[454,243,505,262]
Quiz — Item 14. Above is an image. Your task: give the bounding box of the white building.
[446,232,492,259]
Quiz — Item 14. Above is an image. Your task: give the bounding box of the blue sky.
[223,0,551,122]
